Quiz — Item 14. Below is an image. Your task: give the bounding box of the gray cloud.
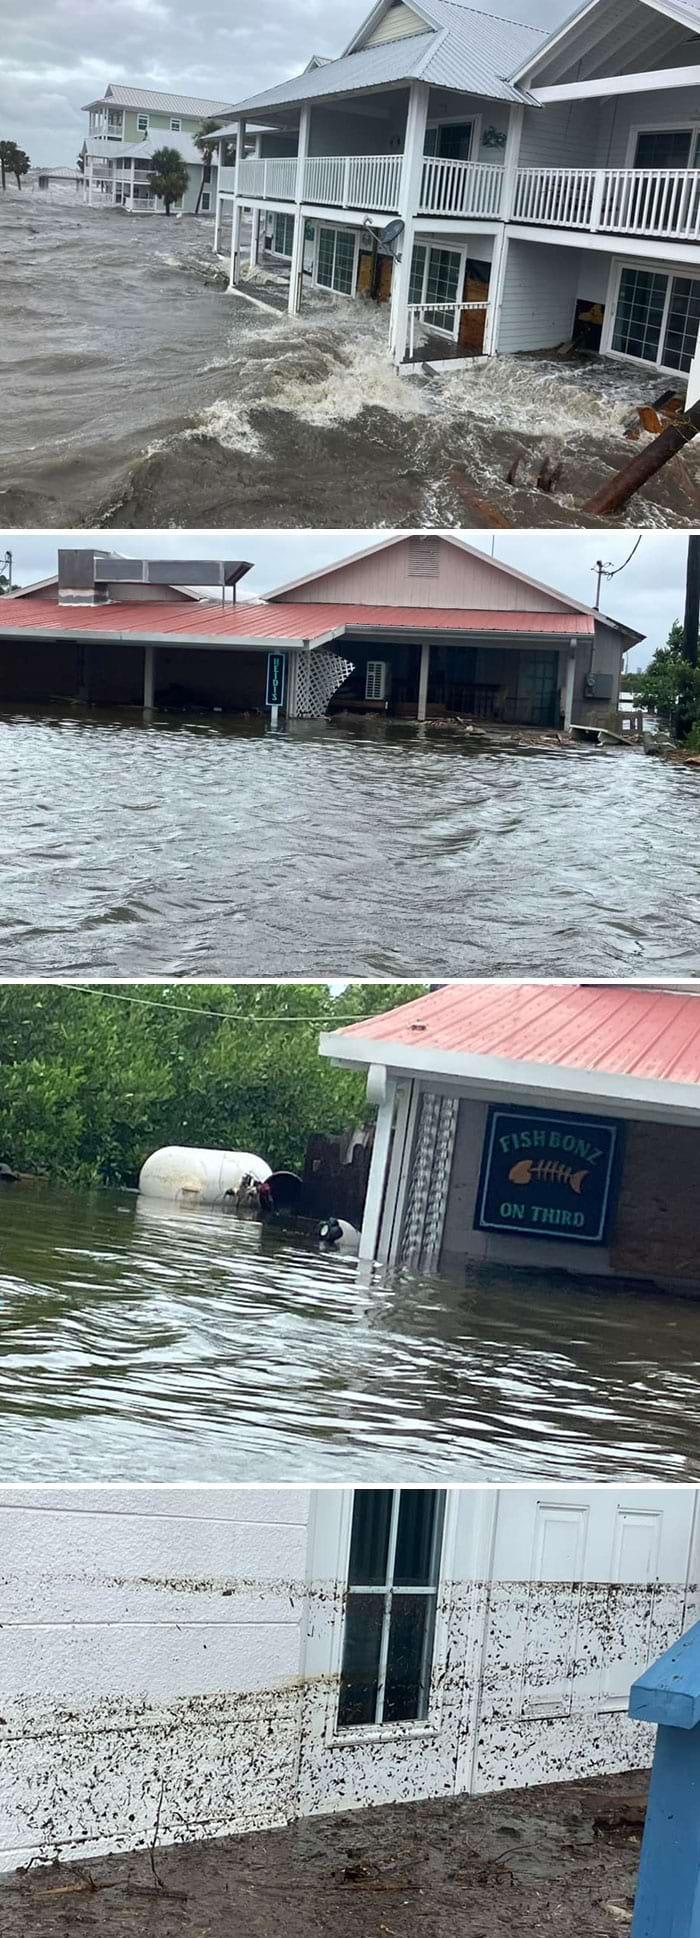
[2,0,571,166]
[1,528,689,669]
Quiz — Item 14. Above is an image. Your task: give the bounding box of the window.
[201,191,211,212]
[365,661,387,701]
[424,121,473,162]
[612,266,668,364]
[409,243,462,333]
[170,118,181,132]
[338,1489,445,1729]
[316,226,356,296]
[634,128,695,170]
[273,211,295,257]
[612,266,700,373]
[137,114,149,134]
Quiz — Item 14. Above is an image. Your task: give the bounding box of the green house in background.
[80,84,237,215]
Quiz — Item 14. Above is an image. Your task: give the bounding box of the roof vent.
[408,536,440,579]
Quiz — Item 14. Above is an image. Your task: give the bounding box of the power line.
[54,985,403,1025]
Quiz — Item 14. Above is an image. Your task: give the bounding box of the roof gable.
[266,534,639,637]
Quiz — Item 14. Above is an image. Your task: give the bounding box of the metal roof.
[82,85,235,115]
[218,3,544,122]
[0,597,593,646]
[331,982,700,1087]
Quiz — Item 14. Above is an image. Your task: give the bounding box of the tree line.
[0,983,422,1188]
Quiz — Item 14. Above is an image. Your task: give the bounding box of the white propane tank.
[138,1147,271,1206]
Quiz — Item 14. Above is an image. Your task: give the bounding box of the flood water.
[2,710,700,976]
[3,191,698,529]
[1,1185,699,1482]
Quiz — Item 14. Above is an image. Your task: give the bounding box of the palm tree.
[0,140,30,190]
[193,115,221,215]
[149,146,189,216]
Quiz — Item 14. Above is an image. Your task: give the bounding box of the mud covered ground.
[4,1771,648,1937]
[2,193,699,531]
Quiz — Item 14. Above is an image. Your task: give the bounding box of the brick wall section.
[610,1121,700,1282]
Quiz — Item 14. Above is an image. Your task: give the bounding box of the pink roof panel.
[1,597,595,644]
[336,983,700,1087]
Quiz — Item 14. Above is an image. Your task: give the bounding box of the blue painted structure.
[629,1620,700,1937]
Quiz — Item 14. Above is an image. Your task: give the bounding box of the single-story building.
[1,1481,697,1869]
[320,980,700,1289]
[0,536,643,730]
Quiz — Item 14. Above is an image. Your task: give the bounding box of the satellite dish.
[378,217,405,259]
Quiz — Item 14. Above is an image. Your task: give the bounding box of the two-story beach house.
[81,85,236,215]
[216,0,700,377]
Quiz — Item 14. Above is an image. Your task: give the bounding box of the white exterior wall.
[0,1488,310,1872]
[496,237,582,353]
[0,1485,698,1873]
[595,85,700,167]
[519,101,602,170]
[279,538,575,612]
[309,97,408,157]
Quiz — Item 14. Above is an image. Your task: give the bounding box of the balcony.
[237,153,503,221]
[513,166,700,243]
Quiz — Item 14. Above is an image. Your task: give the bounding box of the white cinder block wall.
[0,1487,311,1873]
[1,1486,699,1874]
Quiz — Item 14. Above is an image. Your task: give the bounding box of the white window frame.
[136,113,150,134]
[170,117,182,132]
[200,190,211,212]
[624,121,700,169]
[424,112,482,161]
[328,1488,457,1749]
[312,223,361,300]
[409,240,468,340]
[271,209,295,259]
[602,255,700,376]
[365,660,388,701]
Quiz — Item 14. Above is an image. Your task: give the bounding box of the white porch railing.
[407,300,488,360]
[238,151,501,219]
[418,157,503,219]
[513,165,700,241]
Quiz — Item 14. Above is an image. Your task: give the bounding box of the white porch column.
[389,81,430,365]
[563,641,577,731]
[288,103,311,317]
[359,1068,398,1263]
[417,641,430,721]
[229,119,244,286]
[213,139,224,252]
[143,646,155,714]
[249,205,260,270]
[130,156,135,211]
[499,102,524,222]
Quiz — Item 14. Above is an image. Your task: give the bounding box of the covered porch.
[328,625,585,729]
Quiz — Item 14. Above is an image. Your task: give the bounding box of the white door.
[469,1487,699,1794]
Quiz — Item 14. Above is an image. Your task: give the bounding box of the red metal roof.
[1,597,594,644]
[336,984,700,1087]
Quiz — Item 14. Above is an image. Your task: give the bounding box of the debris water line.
[1,1186,700,1482]
[1,712,700,977]
[2,196,699,529]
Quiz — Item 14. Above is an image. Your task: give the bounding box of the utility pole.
[683,533,700,668]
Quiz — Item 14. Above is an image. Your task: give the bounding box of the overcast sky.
[1,528,691,669]
[4,0,572,167]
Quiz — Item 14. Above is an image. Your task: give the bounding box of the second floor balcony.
[237,151,700,245]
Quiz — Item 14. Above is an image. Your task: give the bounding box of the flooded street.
[1,710,700,976]
[1,1184,699,1482]
[2,193,699,531]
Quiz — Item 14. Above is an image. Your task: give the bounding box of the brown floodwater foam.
[1,195,698,531]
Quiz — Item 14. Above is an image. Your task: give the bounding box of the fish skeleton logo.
[507,1159,589,1195]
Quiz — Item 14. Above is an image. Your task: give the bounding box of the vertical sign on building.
[475,1105,623,1245]
[266,653,287,710]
